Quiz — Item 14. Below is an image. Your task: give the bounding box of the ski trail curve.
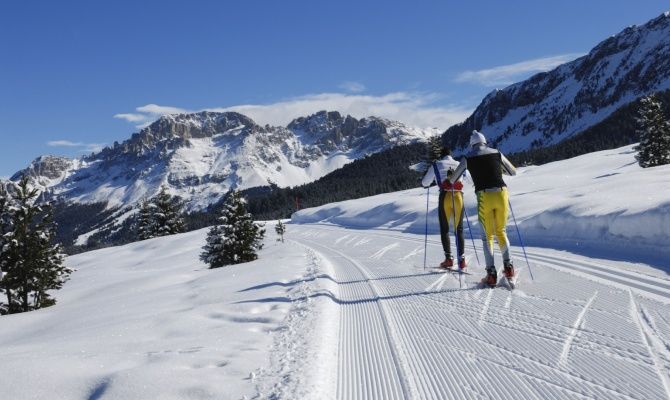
[286,225,670,400]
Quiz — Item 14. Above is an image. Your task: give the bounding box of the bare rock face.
[11,155,76,186]
[444,12,670,153]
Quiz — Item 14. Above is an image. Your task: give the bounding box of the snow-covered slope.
[293,144,670,265]
[445,12,670,153]
[12,111,437,210]
[0,227,339,399]
[2,182,669,399]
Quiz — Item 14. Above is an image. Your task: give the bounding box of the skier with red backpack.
[422,147,467,271]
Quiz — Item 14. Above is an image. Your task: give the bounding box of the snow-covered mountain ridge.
[444,11,670,153]
[11,111,437,210]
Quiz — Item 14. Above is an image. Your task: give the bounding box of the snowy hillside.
[293,144,670,265]
[1,143,669,399]
[12,111,437,211]
[0,227,339,399]
[445,12,670,153]
[0,211,668,399]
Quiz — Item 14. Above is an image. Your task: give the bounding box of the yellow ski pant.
[476,188,512,268]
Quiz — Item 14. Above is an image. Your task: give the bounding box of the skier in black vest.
[422,147,466,270]
[448,130,517,287]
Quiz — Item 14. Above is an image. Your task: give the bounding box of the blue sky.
[1,0,668,177]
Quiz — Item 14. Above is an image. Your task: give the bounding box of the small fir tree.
[427,135,444,163]
[200,190,265,268]
[0,186,14,314]
[153,186,185,237]
[635,94,670,168]
[136,186,185,241]
[30,205,70,309]
[2,178,39,312]
[1,177,71,313]
[137,199,156,240]
[275,220,286,243]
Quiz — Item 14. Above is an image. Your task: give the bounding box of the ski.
[503,267,522,290]
[431,266,473,275]
[502,275,516,290]
[451,269,473,276]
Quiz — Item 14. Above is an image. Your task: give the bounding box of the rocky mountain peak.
[149,111,258,139]
[8,109,433,211]
[288,110,354,135]
[98,111,260,159]
[11,155,74,181]
[444,11,670,153]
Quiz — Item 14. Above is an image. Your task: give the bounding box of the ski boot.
[503,261,515,279]
[458,256,467,271]
[439,257,454,269]
[482,267,497,287]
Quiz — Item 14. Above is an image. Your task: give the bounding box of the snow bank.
[0,226,331,400]
[292,145,670,264]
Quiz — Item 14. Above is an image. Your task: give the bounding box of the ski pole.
[462,205,481,268]
[450,187,462,289]
[423,186,430,270]
[508,199,534,281]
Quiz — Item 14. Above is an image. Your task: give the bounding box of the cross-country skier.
[448,130,517,287]
[422,147,467,270]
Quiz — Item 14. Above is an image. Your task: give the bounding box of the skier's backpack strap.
[432,162,443,191]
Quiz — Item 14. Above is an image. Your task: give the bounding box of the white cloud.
[114,104,190,128]
[113,113,147,123]
[210,92,471,129]
[47,140,84,147]
[47,140,105,153]
[339,81,366,93]
[455,53,585,86]
[115,92,472,131]
[136,104,188,115]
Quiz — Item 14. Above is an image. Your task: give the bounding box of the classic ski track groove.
[289,226,670,399]
[303,225,670,300]
[297,238,412,400]
[629,291,670,400]
[559,291,599,368]
[403,301,655,395]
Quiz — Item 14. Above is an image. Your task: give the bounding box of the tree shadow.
[238,270,445,292]
[236,284,480,306]
[87,378,111,400]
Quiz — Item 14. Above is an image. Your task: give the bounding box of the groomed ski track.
[282,224,670,400]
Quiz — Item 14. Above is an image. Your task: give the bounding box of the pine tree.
[153,186,185,237]
[137,199,156,240]
[200,190,265,268]
[275,220,286,243]
[0,185,15,314]
[1,177,71,313]
[635,94,670,168]
[411,135,445,174]
[136,186,185,241]
[427,135,443,163]
[2,178,40,312]
[30,205,71,309]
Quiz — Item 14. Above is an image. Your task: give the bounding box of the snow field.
[0,227,329,400]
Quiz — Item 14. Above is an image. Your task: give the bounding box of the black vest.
[467,152,506,192]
